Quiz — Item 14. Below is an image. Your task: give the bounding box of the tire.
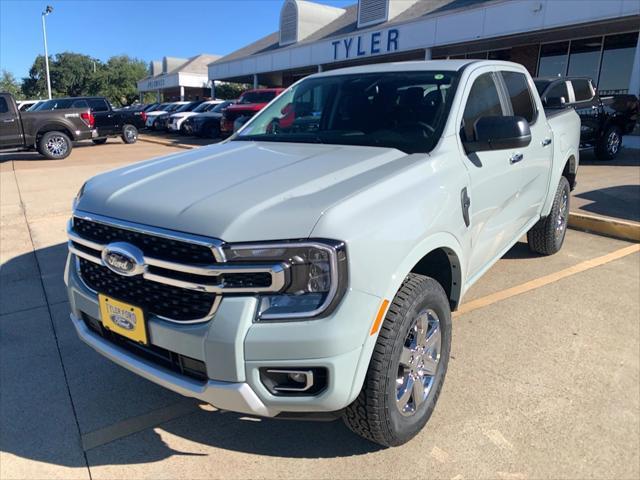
[121,124,138,144]
[92,138,108,145]
[38,131,72,160]
[595,125,622,161]
[203,123,220,139]
[527,176,570,255]
[343,273,452,447]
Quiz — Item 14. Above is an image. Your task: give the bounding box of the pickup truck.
[220,88,284,135]
[65,60,580,447]
[34,96,145,145]
[535,76,638,160]
[0,92,96,159]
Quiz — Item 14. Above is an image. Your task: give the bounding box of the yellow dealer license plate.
[99,294,147,345]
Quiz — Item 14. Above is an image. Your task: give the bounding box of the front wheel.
[527,176,570,255]
[595,125,622,161]
[121,124,138,144]
[38,131,72,159]
[343,273,451,447]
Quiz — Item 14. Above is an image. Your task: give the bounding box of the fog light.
[260,367,328,396]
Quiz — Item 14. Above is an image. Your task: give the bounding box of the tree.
[97,56,148,107]
[22,52,102,99]
[214,82,251,100]
[0,70,23,99]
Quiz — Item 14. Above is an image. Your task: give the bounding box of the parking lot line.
[81,400,200,451]
[455,243,639,317]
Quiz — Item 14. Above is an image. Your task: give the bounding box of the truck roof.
[312,59,519,78]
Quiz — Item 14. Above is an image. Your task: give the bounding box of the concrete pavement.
[1,139,638,479]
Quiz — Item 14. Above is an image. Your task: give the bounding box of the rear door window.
[72,99,89,109]
[88,98,110,112]
[0,97,9,114]
[500,71,536,123]
[461,73,505,142]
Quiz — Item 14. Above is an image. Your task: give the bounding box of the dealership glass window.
[598,32,639,94]
[466,52,488,59]
[538,42,569,77]
[567,37,602,82]
[501,71,536,123]
[488,49,511,61]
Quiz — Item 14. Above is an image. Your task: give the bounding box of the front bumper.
[65,254,380,417]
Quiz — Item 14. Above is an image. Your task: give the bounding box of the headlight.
[72,181,87,210]
[223,239,348,321]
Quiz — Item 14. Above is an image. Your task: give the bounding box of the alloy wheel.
[46,135,68,157]
[396,309,441,416]
[607,130,621,156]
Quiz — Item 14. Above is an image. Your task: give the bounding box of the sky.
[0,0,353,79]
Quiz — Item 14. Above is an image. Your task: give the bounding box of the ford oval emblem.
[101,242,145,277]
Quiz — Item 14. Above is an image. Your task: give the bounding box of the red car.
[220,88,284,135]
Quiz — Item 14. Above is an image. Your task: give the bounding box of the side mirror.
[544,96,566,108]
[463,116,531,154]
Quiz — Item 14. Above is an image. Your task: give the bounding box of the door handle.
[2,118,15,123]
[509,152,524,164]
[542,138,552,147]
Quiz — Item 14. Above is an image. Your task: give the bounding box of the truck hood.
[77,141,407,241]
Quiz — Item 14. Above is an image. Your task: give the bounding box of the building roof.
[211,0,491,65]
[171,54,222,74]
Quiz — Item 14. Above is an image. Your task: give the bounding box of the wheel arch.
[409,247,462,311]
[35,123,75,145]
[562,154,577,190]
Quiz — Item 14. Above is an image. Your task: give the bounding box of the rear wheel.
[121,124,138,144]
[595,125,622,160]
[343,273,451,447]
[527,176,570,255]
[38,131,72,159]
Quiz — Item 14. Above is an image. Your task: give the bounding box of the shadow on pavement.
[579,146,640,167]
[574,184,640,222]
[0,243,382,471]
[0,142,98,163]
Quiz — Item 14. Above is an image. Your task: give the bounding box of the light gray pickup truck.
[65,60,580,446]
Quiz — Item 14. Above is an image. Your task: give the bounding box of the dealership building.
[208,0,640,96]
[138,54,220,101]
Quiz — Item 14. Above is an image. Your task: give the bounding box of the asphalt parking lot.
[1,139,639,479]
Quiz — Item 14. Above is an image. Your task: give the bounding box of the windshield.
[534,80,550,95]
[239,91,277,104]
[193,102,215,113]
[176,102,198,112]
[212,101,234,113]
[234,71,459,154]
[165,103,182,112]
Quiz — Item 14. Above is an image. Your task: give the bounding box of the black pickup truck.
[535,77,638,160]
[0,92,96,159]
[33,96,146,145]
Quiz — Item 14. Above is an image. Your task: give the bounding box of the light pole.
[41,5,53,99]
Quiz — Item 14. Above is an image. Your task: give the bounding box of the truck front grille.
[73,217,216,264]
[79,258,216,321]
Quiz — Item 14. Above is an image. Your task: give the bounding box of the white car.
[167,100,224,133]
[145,102,189,129]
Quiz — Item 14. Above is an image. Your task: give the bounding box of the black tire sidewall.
[596,125,622,161]
[385,279,452,444]
[550,177,571,252]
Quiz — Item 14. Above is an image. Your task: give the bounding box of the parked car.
[34,96,146,144]
[0,92,96,159]
[183,100,236,137]
[65,60,580,447]
[153,101,205,131]
[220,88,284,135]
[167,100,224,134]
[16,99,43,111]
[145,102,189,130]
[535,76,639,160]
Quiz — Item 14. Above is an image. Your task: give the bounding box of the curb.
[568,212,640,243]
[138,136,196,150]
